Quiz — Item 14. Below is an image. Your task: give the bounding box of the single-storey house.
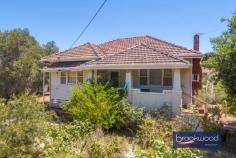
[41,35,202,113]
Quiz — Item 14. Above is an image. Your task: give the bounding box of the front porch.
[44,67,192,114]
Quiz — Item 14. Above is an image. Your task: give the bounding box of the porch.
[43,67,192,114]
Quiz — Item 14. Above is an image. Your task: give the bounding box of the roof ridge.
[87,43,100,58]
[145,35,201,54]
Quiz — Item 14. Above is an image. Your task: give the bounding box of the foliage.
[0,29,59,98]
[42,41,59,55]
[0,92,53,157]
[199,106,224,134]
[135,116,202,158]
[65,82,143,129]
[208,11,236,114]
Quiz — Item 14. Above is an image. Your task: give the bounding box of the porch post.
[173,69,181,91]
[125,70,132,90]
[42,71,45,103]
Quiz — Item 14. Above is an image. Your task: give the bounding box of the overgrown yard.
[0,82,236,158]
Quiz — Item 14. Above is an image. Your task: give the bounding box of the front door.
[110,71,119,87]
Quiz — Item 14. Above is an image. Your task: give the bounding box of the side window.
[192,74,199,82]
[77,71,83,83]
[60,72,67,84]
[163,69,172,86]
[140,69,148,85]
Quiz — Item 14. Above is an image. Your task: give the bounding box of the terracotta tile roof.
[99,35,201,58]
[41,35,202,64]
[83,43,189,66]
[41,42,103,62]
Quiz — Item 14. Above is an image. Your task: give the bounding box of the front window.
[67,72,76,84]
[163,69,173,86]
[140,69,148,85]
[77,71,83,83]
[60,72,67,84]
[149,69,162,85]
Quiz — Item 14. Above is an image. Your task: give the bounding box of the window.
[192,74,199,82]
[163,69,172,86]
[60,72,66,84]
[149,69,162,85]
[140,69,148,85]
[77,71,83,83]
[67,72,76,84]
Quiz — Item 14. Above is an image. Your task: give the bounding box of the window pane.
[149,69,162,85]
[60,72,66,84]
[140,69,147,76]
[77,71,83,83]
[68,72,76,84]
[140,69,147,85]
[163,69,172,86]
[140,77,147,85]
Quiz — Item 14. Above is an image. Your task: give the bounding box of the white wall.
[181,68,192,105]
[50,72,76,101]
[128,89,182,114]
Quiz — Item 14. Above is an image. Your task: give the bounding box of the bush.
[135,116,202,158]
[199,106,224,134]
[0,92,53,157]
[43,120,91,157]
[65,82,143,130]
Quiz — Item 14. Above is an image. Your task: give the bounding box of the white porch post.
[125,70,132,90]
[173,69,181,91]
[42,71,45,103]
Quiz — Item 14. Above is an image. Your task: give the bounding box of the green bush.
[65,82,142,129]
[0,92,53,157]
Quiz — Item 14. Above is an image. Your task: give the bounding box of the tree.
[42,41,59,55]
[210,12,236,113]
[0,28,57,98]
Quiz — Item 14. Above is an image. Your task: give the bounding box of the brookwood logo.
[173,132,221,148]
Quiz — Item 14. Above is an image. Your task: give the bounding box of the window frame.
[192,74,200,82]
[67,71,77,85]
[60,72,67,84]
[77,71,83,84]
[163,69,173,86]
[140,69,148,85]
[139,69,173,87]
[149,69,162,85]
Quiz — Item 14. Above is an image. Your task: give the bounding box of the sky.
[1,0,236,53]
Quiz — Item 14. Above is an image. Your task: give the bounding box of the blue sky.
[1,0,236,53]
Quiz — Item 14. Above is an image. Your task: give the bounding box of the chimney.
[193,33,199,51]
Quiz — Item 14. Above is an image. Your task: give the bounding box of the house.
[41,35,202,114]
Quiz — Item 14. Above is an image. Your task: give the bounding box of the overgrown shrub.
[0,92,53,157]
[135,116,201,158]
[199,106,224,134]
[65,82,143,130]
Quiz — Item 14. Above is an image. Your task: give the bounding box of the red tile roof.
[83,43,189,66]
[41,42,103,62]
[42,35,202,65]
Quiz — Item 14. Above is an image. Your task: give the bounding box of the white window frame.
[139,69,173,87]
[140,69,148,85]
[192,74,200,82]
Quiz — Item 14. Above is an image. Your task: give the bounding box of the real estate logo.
[173,132,221,148]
